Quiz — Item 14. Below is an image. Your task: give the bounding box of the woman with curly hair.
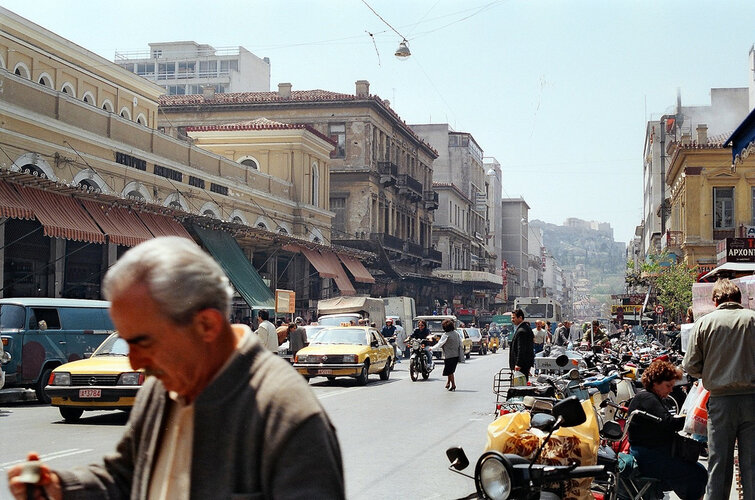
[626,359,707,499]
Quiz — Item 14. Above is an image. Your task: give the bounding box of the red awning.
[16,186,105,243]
[137,212,192,239]
[81,200,154,247]
[0,181,34,220]
[337,253,376,284]
[297,245,339,279]
[320,250,356,296]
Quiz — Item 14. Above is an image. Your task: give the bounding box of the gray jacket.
[436,329,462,359]
[55,333,345,499]
[683,302,755,396]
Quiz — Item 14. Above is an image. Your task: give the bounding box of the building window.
[189,176,205,189]
[240,158,259,170]
[61,82,76,97]
[177,61,195,79]
[38,74,53,87]
[82,92,95,106]
[199,60,217,77]
[713,187,734,229]
[219,59,238,75]
[136,63,155,76]
[210,183,229,196]
[311,162,320,206]
[167,85,186,95]
[158,62,175,80]
[329,123,346,158]
[115,152,147,171]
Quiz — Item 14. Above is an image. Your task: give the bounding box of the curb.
[0,388,37,404]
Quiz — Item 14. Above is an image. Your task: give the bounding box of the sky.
[4,0,755,245]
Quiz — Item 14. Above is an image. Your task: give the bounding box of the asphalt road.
[0,348,509,499]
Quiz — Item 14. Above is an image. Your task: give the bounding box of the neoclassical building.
[0,7,370,318]
[160,81,446,313]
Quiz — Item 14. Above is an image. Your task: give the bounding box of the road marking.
[0,449,94,470]
[316,387,362,399]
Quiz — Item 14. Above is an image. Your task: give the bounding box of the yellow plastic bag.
[485,400,600,500]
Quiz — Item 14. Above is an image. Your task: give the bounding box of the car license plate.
[79,389,101,398]
[318,369,333,375]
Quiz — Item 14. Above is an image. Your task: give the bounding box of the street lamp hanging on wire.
[362,0,411,61]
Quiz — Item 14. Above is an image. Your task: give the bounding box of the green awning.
[193,225,274,310]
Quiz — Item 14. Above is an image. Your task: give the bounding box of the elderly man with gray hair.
[7,236,344,500]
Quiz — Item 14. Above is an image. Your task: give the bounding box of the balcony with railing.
[661,230,683,250]
[423,190,439,210]
[397,174,423,201]
[370,232,404,252]
[377,162,398,187]
[404,240,424,257]
[423,247,443,264]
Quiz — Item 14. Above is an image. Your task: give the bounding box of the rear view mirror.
[530,412,556,431]
[600,420,623,440]
[446,447,469,471]
[551,396,586,428]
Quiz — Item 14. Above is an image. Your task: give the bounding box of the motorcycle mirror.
[555,354,569,367]
[445,447,469,471]
[551,396,586,428]
[530,412,557,432]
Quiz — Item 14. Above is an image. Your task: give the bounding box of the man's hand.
[7,452,63,500]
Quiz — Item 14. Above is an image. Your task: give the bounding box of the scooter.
[408,338,433,381]
[446,396,608,499]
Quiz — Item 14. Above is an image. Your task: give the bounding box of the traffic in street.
[1,348,507,499]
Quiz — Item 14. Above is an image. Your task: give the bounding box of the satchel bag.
[457,330,465,363]
[671,432,705,463]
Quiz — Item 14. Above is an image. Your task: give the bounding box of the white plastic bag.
[512,371,527,386]
[457,330,465,363]
[683,383,710,436]
[680,381,703,416]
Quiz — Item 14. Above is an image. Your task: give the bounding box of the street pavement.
[0,347,743,499]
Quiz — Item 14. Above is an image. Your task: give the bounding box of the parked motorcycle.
[446,396,607,499]
[408,338,433,381]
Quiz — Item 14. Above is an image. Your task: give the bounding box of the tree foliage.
[625,254,696,322]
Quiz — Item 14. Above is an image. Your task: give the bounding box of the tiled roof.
[160,90,438,157]
[185,117,337,146]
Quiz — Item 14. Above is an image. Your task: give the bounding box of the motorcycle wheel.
[409,360,419,381]
[491,347,498,353]
[422,363,430,379]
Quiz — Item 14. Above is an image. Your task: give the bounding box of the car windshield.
[312,328,368,345]
[420,319,446,332]
[467,328,481,339]
[0,304,25,330]
[93,333,129,356]
[304,326,326,342]
[318,315,360,327]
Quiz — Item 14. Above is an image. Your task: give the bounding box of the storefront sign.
[718,238,755,265]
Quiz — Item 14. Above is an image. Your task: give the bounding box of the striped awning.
[81,200,153,247]
[137,212,192,239]
[15,185,105,243]
[337,252,376,284]
[0,181,34,220]
[319,250,356,296]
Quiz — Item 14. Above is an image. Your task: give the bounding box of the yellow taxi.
[45,333,144,422]
[293,326,393,385]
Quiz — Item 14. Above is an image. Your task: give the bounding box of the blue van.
[0,298,114,403]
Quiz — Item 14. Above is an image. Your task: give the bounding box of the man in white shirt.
[255,309,278,351]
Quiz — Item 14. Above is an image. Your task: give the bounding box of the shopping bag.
[457,330,465,363]
[680,381,703,416]
[512,371,527,386]
[683,385,710,436]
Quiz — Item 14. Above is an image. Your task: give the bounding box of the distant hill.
[530,219,626,307]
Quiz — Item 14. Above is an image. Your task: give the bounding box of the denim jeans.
[706,393,755,500]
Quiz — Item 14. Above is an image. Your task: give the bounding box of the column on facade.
[52,239,65,297]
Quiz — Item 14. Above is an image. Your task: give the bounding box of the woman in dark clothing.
[627,360,707,500]
[435,319,461,391]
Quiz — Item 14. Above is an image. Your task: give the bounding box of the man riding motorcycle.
[582,320,610,348]
[410,319,434,368]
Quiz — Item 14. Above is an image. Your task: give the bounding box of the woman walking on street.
[436,318,461,391]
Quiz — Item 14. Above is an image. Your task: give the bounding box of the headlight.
[50,372,71,386]
[117,372,144,385]
[475,451,513,500]
[343,354,358,363]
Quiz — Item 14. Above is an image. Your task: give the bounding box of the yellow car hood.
[298,344,369,355]
[54,355,136,374]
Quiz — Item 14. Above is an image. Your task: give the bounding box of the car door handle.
[58,341,66,345]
